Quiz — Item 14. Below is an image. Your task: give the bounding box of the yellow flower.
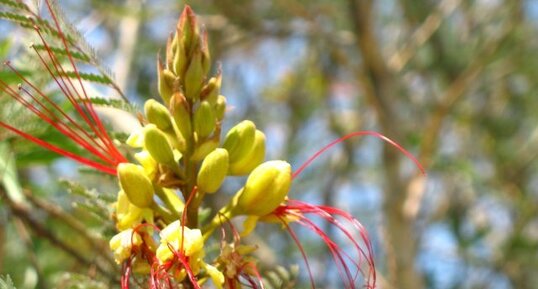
[115,190,153,231]
[134,150,158,179]
[156,220,224,288]
[156,220,204,263]
[203,263,224,289]
[109,229,142,264]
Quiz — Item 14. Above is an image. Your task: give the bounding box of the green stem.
[202,204,235,241]
[151,202,175,223]
[154,186,181,217]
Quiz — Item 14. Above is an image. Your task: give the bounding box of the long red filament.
[31,26,119,156]
[0,122,116,174]
[292,130,426,179]
[279,217,317,289]
[31,24,126,163]
[0,79,117,165]
[27,38,115,155]
[42,1,111,143]
[0,0,128,174]
[275,201,377,289]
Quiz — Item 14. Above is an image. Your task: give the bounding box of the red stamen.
[27,40,115,156]
[0,78,118,165]
[42,1,115,151]
[1,1,129,173]
[274,201,377,289]
[169,245,201,289]
[0,122,117,174]
[292,130,426,179]
[31,25,126,163]
[279,217,317,289]
[121,256,133,289]
[245,262,265,289]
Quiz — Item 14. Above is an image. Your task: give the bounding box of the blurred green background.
[1,0,537,288]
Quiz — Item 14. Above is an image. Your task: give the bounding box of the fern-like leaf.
[262,265,299,289]
[88,97,138,114]
[56,71,112,85]
[32,44,90,62]
[0,0,129,101]
[55,273,108,289]
[0,0,28,11]
[0,275,16,289]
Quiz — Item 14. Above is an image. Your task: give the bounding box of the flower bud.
[173,39,187,77]
[177,6,199,57]
[117,163,154,208]
[229,130,265,176]
[156,220,204,263]
[170,93,191,147]
[235,160,291,216]
[184,49,204,100]
[109,229,142,264]
[134,150,158,179]
[166,35,175,68]
[143,124,176,167]
[145,99,173,131]
[197,148,229,193]
[201,72,221,104]
[191,139,219,161]
[173,6,200,77]
[222,120,256,163]
[126,129,144,148]
[214,95,226,121]
[194,101,216,139]
[200,29,211,76]
[158,62,176,104]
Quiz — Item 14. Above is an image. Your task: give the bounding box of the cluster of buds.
[109,7,296,289]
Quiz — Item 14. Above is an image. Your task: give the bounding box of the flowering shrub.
[0,2,425,288]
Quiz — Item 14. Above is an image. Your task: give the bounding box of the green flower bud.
[117,163,154,208]
[157,61,176,104]
[194,101,216,139]
[184,49,204,100]
[223,120,256,163]
[200,73,221,105]
[214,95,227,121]
[143,124,176,166]
[197,148,229,193]
[170,93,191,147]
[177,5,199,57]
[166,35,175,68]
[173,38,187,77]
[229,130,265,176]
[200,30,211,76]
[191,139,219,162]
[144,99,173,131]
[235,161,292,216]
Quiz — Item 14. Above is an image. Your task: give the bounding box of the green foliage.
[31,44,91,62]
[88,97,138,114]
[0,276,16,289]
[54,273,107,289]
[261,265,299,289]
[0,0,126,99]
